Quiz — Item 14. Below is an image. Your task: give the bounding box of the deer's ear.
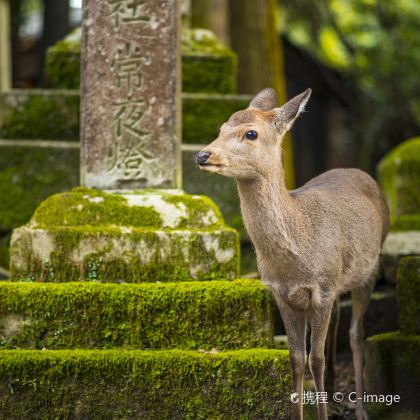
[274,88,311,132]
[249,88,277,111]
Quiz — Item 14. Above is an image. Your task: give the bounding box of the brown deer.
[196,88,389,420]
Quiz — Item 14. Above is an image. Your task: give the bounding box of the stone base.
[0,349,291,419]
[381,230,420,283]
[365,332,420,413]
[0,280,274,350]
[10,188,239,282]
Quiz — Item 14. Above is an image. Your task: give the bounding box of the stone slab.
[0,349,291,418]
[365,332,420,412]
[397,256,420,335]
[10,188,240,282]
[81,0,182,189]
[0,280,274,349]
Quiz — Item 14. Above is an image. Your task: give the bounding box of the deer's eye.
[245,130,258,140]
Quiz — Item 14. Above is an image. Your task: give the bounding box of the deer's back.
[293,168,389,244]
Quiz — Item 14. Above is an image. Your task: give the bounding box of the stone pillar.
[81,0,182,189]
[0,0,12,91]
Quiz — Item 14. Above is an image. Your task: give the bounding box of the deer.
[196,88,389,420]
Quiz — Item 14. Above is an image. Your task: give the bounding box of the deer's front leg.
[272,292,307,420]
[309,298,335,420]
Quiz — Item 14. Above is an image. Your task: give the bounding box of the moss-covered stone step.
[0,348,291,419]
[45,27,237,94]
[0,140,79,231]
[397,257,420,335]
[365,332,420,412]
[10,188,239,282]
[377,136,420,230]
[0,279,274,350]
[0,90,250,143]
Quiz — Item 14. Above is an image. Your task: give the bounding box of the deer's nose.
[196,151,211,166]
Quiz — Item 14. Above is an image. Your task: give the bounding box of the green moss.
[0,348,291,419]
[182,29,238,93]
[45,28,81,89]
[390,214,420,232]
[365,332,420,411]
[0,280,274,350]
[0,144,79,230]
[182,93,250,143]
[397,257,420,335]
[31,188,162,229]
[377,136,420,225]
[0,90,80,140]
[45,28,237,93]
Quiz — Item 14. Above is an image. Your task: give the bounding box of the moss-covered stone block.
[45,27,237,93]
[181,29,237,93]
[10,188,240,282]
[45,28,81,89]
[0,90,80,140]
[365,332,420,412]
[182,93,250,143]
[397,257,420,335]
[377,136,420,229]
[0,349,291,418]
[0,140,79,230]
[0,90,249,143]
[0,280,274,350]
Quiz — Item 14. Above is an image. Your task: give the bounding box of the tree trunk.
[228,0,294,187]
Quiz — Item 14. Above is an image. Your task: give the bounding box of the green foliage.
[0,280,274,350]
[282,0,420,169]
[397,256,420,335]
[0,348,291,419]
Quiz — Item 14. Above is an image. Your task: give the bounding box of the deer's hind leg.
[308,297,335,420]
[350,273,376,420]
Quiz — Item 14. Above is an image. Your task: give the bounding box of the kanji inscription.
[81,0,181,189]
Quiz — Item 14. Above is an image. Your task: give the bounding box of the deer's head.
[197,88,311,179]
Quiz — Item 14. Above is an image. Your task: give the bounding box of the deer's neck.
[236,170,305,260]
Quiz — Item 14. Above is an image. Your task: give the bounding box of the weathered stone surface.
[365,332,420,412]
[377,136,420,231]
[10,188,239,282]
[0,349,291,419]
[397,256,420,335]
[45,27,237,94]
[81,0,181,189]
